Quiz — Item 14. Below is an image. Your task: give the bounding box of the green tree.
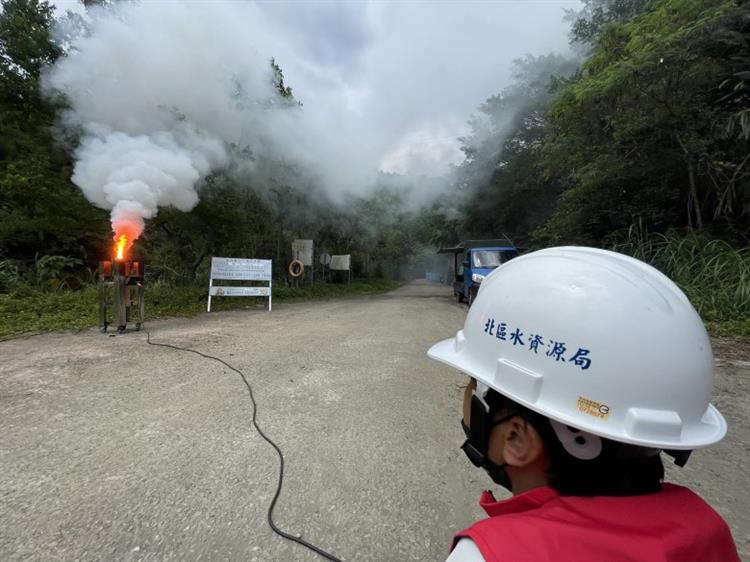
[454,54,577,245]
[536,0,750,246]
[144,172,278,282]
[566,0,650,46]
[0,0,61,101]
[0,0,110,281]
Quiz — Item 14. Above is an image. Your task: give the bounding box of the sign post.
[330,254,352,284]
[319,252,331,283]
[292,239,314,288]
[208,257,272,312]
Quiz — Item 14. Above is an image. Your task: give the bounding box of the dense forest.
[1,0,748,333]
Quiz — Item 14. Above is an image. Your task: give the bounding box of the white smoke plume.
[72,125,228,247]
[44,0,577,249]
[44,0,372,249]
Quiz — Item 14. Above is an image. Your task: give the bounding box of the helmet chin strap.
[461,391,518,491]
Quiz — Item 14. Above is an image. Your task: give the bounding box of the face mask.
[485,459,513,491]
[460,404,517,492]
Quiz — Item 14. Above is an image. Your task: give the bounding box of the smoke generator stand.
[99,260,145,333]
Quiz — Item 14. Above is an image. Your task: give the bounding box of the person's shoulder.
[660,484,741,560]
[661,484,735,529]
[660,483,727,513]
[466,508,543,537]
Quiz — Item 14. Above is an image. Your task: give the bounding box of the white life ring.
[288,259,304,278]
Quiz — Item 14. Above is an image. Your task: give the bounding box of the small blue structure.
[425,271,442,283]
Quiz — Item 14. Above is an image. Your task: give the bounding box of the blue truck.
[438,239,519,306]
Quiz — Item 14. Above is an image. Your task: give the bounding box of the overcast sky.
[51,0,581,177]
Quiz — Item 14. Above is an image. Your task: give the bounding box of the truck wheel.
[468,287,478,306]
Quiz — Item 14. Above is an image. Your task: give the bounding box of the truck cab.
[438,239,519,306]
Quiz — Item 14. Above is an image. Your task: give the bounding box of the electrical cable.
[143,327,344,562]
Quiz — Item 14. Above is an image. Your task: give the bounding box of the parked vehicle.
[438,239,519,306]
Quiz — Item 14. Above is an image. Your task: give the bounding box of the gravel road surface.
[1,281,748,561]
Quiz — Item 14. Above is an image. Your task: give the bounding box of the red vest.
[454,484,739,562]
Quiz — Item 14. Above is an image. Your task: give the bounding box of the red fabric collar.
[457,484,740,562]
[478,486,559,517]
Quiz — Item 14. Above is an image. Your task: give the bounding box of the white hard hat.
[428,246,726,450]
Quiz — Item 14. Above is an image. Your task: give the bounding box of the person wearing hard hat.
[428,247,740,562]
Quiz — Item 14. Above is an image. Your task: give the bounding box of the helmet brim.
[428,337,461,370]
[428,336,483,378]
[427,336,728,450]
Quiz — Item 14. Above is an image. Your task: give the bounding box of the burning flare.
[111,210,141,262]
[115,234,129,261]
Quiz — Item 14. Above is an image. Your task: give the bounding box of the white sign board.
[208,257,272,312]
[291,239,314,266]
[210,257,271,280]
[329,254,351,271]
[209,287,271,297]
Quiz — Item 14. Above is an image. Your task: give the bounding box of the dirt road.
[1,281,748,561]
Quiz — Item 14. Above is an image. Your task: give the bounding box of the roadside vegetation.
[612,228,750,336]
[451,0,749,336]
[1,0,748,338]
[0,278,401,339]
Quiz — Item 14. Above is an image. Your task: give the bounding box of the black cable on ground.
[143,327,344,562]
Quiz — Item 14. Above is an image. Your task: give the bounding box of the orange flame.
[115,234,128,261]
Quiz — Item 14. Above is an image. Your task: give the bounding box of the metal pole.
[136,283,145,330]
[99,267,107,332]
[114,269,126,332]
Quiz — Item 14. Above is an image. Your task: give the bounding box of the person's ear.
[502,417,545,468]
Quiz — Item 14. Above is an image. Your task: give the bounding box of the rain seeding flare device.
[98,234,145,333]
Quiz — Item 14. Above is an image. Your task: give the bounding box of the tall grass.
[0,279,401,339]
[612,227,750,335]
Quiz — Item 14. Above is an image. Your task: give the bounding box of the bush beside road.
[0,279,401,339]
